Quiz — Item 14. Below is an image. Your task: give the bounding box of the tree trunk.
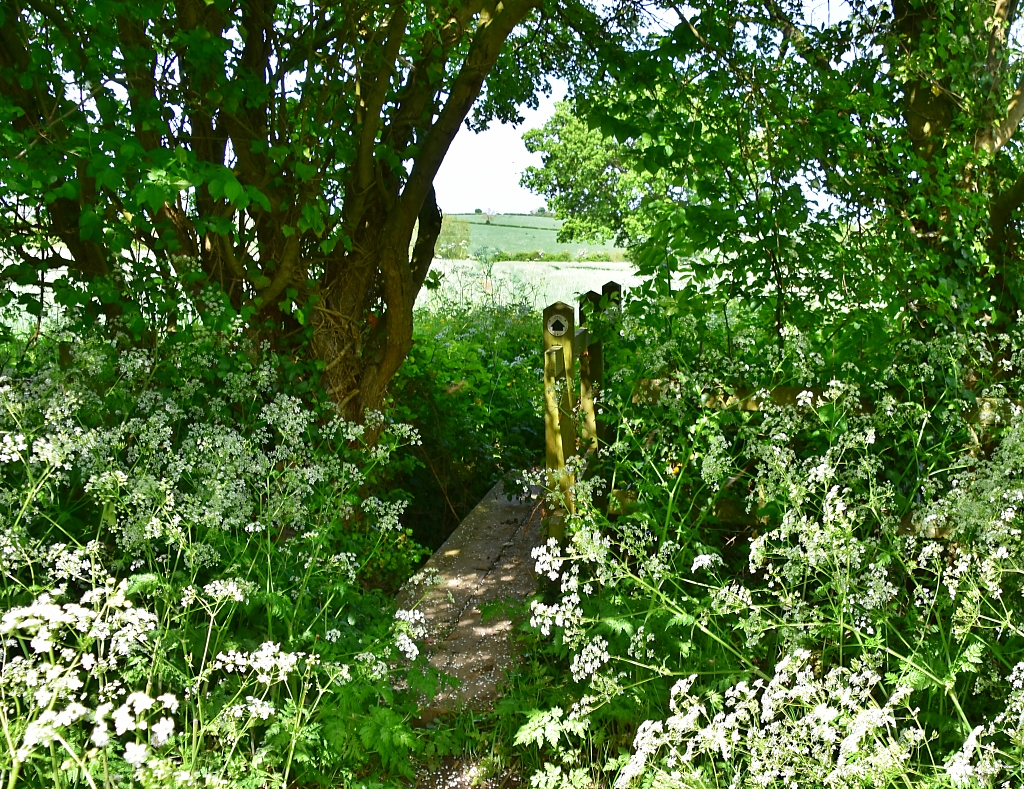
[312,186,443,422]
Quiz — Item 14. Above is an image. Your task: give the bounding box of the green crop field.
[450,213,625,258]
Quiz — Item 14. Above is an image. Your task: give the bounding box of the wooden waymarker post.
[543,301,576,542]
[542,282,622,541]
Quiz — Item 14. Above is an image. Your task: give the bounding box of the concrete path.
[398,481,544,720]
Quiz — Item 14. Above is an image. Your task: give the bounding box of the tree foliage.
[0,0,618,417]
[521,101,666,245]
[531,0,1024,329]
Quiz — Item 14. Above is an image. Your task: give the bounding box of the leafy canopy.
[528,0,1024,328]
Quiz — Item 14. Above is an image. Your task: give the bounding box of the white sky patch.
[434,80,567,214]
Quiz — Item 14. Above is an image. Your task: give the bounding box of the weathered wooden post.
[596,283,620,443]
[543,283,623,536]
[543,301,576,542]
[578,291,602,456]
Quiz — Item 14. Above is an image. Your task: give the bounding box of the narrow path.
[396,481,545,787]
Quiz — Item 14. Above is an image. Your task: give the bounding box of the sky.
[433,81,567,215]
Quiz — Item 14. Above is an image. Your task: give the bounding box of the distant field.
[450,213,625,259]
[417,258,645,310]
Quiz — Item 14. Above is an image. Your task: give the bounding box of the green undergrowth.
[0,269,555,787]
[489,278,1024,788]
[0,318,461,788]
[391,285,544,550]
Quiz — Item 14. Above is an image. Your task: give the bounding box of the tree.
[535,0,1024,329]
[0,0,616,419]
[521,100,666,245]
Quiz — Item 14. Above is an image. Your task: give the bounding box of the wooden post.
[578,293,601,456]
[543,301,576,542]
[598,282,620,449]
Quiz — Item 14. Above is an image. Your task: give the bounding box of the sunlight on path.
[397,481,544,787]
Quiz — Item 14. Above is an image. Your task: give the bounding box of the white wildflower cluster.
[1,579,157,663]
[0,578,176,771]
[362,496,408,532]
[202,577,258,603]
[921,414,1024,553]
[690,553,723,574]
[854,563,898,613]
[393,608,427,661]
[211,642,303,685]
[394,633,419,662]
[117,348,152,381]
[328,551,359,585]
[616,652,923,788]
[45,541,105,582]
[354,651,389,682]
[532,538,564,581]
[224,696,275,722]
[404,567,443,589]
[0,523,33,575]
[261,394,311,450]
[699,431,732,491]
[387,421,422,446]
[0,431,27,463]
[529,595,583,641]
[571,636,610,682]
[97,691,180,746]
[749,486,867,587]
[0,332,427,787]
[570,526,615,588]
[394,608,427,637]
[1,345,390,568]
[953,661,1024,785]
[627,626,656,661]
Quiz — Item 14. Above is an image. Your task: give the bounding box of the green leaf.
[246,186,271,211]
[207,178,225,200]
[294,161,317,181]
[223,178,244,203]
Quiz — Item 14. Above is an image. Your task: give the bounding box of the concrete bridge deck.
[398,481,544,722]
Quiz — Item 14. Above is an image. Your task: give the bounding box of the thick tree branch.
[985,0,1017,91]
[410,186,442,294]
[976,72,1024,154]
[384,0,486,154]
[400,0,541,231]
[11,245,73,272]
[356,6,410,195]
[252,233,300,308]
[224,0,274,185]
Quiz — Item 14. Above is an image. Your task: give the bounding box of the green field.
[451,213,625,258]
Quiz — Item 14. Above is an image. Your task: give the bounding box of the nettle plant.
[0,324,436,787]
[515,287,1024,788]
